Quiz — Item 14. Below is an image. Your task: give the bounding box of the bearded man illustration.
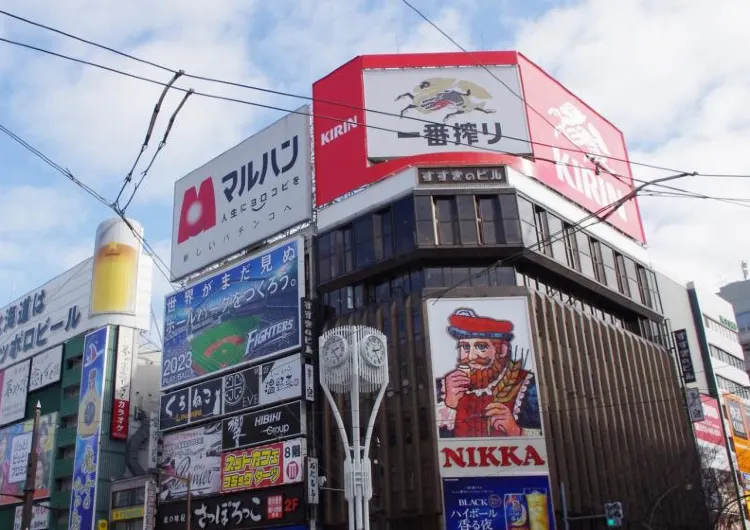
[436,308,541,438]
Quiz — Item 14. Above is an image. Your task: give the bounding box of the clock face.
[362,334,386,367]
[322,334,348,368]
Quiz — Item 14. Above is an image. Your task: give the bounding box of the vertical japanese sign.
[442,476,555,530]
[90,217,143,316]
[162,236,304,390]
[171,107,312,280]
[0,360,30,426]
[426,297,548,478]
[673,329,696,384]
[0,412,57,506]
[111,327,136,441]
[724,394,750,479]
[69,326,109,530]
[143,478,157,530]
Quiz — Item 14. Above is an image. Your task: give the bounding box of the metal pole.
[560,481,570,530]
[21,402,41,530]
[646,483,680,530]
[351,332,364,530]
[186,476,191,530]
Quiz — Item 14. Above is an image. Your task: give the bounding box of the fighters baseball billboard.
[171,107,312,280]
[426,296,546,478]
[162,236,304,390]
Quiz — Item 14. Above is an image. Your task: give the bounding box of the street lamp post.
[159,470,192,530]
[319,325,389,530]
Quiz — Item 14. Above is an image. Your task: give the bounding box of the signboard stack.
[158,107,314,529]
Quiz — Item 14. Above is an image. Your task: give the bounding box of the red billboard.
[312,51,645,243]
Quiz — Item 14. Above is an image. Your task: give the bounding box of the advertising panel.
[159,421,222,501]
[159,387,190,431]
[69,326,109,530]
[143,477,157,530]
[443,475,555,530]
[426,297,542,440]
[694,395,730,470]
[0,359,30,426]
[111,327,136,441]
[90,217,143,316]
[170,107,312,280]
[220,437,306,493]
[363,66,531,160]
[221,400,305,451]
[156,484,306,530]
[724,394,750,476]
[28,345,62,391]
[674,329,696,384]
[223,365,261,416]
[439,438,548,478]
[162,236,304,390]
[190,377,223,424]
[0,252,151,372]
[517,55,643,243]
[13,502,49,530]
[0,412,57,506]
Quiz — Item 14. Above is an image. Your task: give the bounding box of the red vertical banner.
[111,399,130,441]
[111,327,135,441]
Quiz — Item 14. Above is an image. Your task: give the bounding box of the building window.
[518,197,537,248]
[716,375,750,399]
[317,232,332,284]
[393,196,416,254]
[546,213,566,263]
[112,487,144,508]
[614,253,630,296]
[589,238,606,284]
[434,197,458,245]
[534,207,551,256]
[354,216,375,269]
[476,196,501,244]
[415,195,435,246]
[455,195,478,245]
[374,209,393,261]
[704,316,740,342]
[710,344,745,371]
[563,223,580,270]
[576,231,595,278]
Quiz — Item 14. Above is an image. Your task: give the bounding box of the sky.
[0,0,748,348]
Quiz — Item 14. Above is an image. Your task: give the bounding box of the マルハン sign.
[162,237,304,390]
[221,400,306,451]
[157,484,305,530]
[170,107,312,280]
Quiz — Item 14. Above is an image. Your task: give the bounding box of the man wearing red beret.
[436,308,541,438]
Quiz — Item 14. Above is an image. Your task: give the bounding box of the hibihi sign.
[312,51,644,243]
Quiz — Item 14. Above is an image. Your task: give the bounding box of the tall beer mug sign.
[90,218,142,316]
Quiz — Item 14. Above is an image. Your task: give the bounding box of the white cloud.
[514,0,750,291]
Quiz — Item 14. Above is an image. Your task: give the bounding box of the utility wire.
[2,9,750,181]
[5,32,750,219]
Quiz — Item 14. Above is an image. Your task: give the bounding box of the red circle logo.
[286,461,300,479]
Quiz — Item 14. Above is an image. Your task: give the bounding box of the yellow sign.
[111,506,145,521]
[98,520,108,530]
[90,218,142,315]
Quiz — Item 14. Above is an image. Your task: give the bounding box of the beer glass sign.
[90,218,142,316]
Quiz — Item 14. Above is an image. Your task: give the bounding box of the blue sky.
[0,0,748,343]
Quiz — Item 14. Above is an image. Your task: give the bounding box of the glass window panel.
[438,221,456,245]
[495,267,516,286]
[459,220,478,245]
[415,195,433,221]
[517,197,534,224]
[410,270,424,292]
[317,233,331,258]
[456,195,476,220]
[425,268,444,287]
[601,244,616,268]
[355,241,374,269]
[604,266,618,288]
[470,267,489,286]
[354,216,373,244]
[478,197,497,220]
[435,198,456,222]
[521,221,538,247]
[417,221,435,246]
[318,258,331,284]
[503,219,522,244]
[451,268,470,287]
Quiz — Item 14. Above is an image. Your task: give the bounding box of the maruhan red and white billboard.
[312,51,645,243]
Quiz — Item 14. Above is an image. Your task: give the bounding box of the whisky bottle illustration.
[78,369,101,439]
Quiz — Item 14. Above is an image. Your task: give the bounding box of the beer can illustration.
[90,217,142,315]
[523,488,550,530]
[504,493,531,529]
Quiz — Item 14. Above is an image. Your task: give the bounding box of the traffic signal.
[604,502,624,527]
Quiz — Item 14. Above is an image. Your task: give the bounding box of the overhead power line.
[2,8,750,181]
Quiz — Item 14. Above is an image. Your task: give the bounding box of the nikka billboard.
[312,51,644,243]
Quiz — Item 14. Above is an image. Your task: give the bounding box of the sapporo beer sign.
[157,484,305,530]
[220,438,306,493]
[221,400,305,451]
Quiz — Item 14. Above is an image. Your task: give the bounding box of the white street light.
[319,325,389,530]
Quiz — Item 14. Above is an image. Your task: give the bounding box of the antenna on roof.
[742,260,748,281]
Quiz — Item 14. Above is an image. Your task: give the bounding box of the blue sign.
[69,326,110,530]
[162,237,304,390]
[443,476,555,530]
